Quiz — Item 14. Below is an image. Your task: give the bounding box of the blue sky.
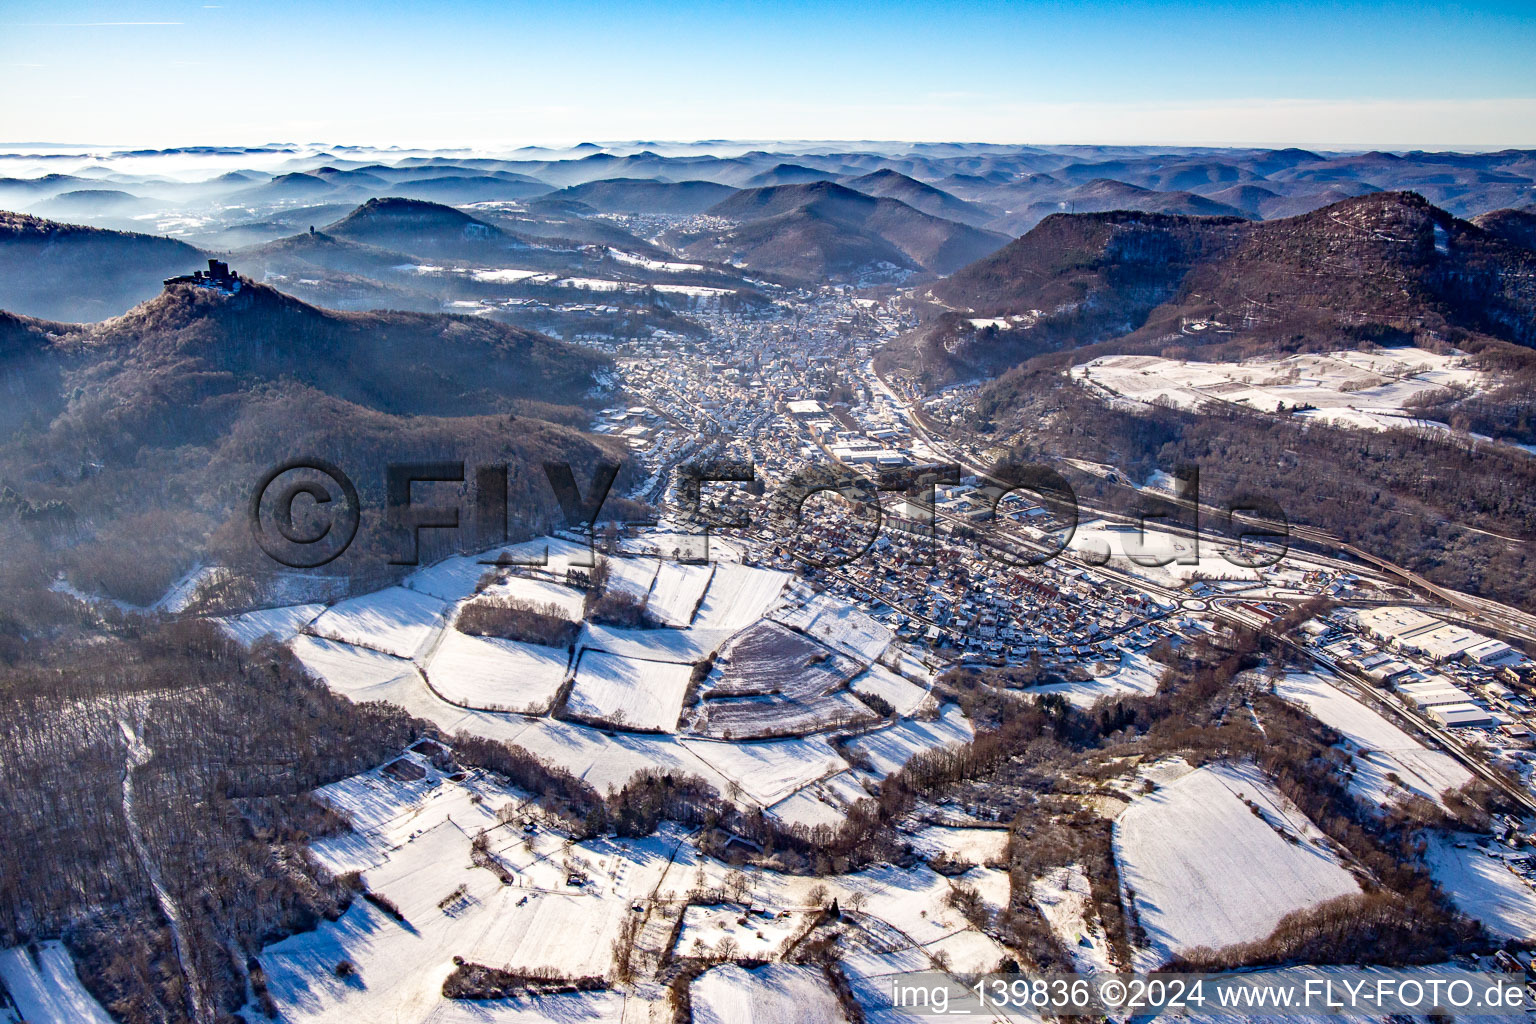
[3,0,1534,147]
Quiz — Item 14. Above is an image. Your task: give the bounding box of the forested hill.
[0,211,208,321]
[911,191,1536,380]
[0,277,628,610]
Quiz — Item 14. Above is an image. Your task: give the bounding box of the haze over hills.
[2,141,1531,252]
[31,188,160,222]
[214,195,775,338]
[1,141,1532,327]
[668,180,1010,282]
[548,177,739,214]
[319,196,517,254]
[0,211,208,321]
[0,272,625,603]
[741,162,837,187]
[388,174,555,204]
[842,168,998,227]
[984,177,1250,234]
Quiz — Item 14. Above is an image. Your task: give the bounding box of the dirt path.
[119,719,212,1024]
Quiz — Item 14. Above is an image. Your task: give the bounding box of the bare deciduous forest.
[0,617,418,1022]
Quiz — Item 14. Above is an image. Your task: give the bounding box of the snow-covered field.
[707,620,858,698]
[0,942,115,1024]
[482,575,588,619]
[773,590,893,664]
[242,737,1031,1024]
[291,635,421,696]
[851,664,932,716]
[308,586,448,660]
[424,629,570,713]
[153,564,228,613]
[250,747,676,1024]
[565,650,693,731]
[290,636,536,747]
[691,963,846,1024]
[416,990,625,1022]
[683,619,873,737]
[605,554,660,600]
[486,537,612,580]
[220,536,975,862]
[1074,349,1486,435]
[833,863,1010,971]
[216,602,324,646]
[768,770,874,829]
[844,705,973,779]
[1275,671,1471,810]
[581,621,733,664]
[607,248,705,273]
[1424,833,1536,941]
[681,734,846,806]
[906,825,1009,866]
[253,829,631,1023]
[403,552,496,603]
[886,644,940,686]
[1067,519,1261,585]
[647,561,715,626]
[695,690,876,740]
[510,718,733,795]
[1114,761,1360,969]
[309,747,527,874]
[693,563,791,631]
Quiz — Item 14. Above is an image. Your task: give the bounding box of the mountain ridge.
[904,191,1536,379]
[671,181,1010,281]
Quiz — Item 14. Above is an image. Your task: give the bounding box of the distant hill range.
[842,169,998,228]
[903,192,1536,378]
[218,196,764,322]
[741,162,837,188]
[983,177,1250,233]
[5,143,1533,330]
[388,174,554,204]
[666,181,1010,283]
[0,212,208,321]
[315,195,675,263]
[549,178,739,215]
[4,144,1531,254]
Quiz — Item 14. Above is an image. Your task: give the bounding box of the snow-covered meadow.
[1424,834,1536,942]
[1114,761,1360,969]
[216,538,972,836]
[691,963,846,1024]
[566,650,694,731]
[1074,349,1486,435]
[1275,671,1472,810]
[230,736,1027,1024]
[0,943,116,1024]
